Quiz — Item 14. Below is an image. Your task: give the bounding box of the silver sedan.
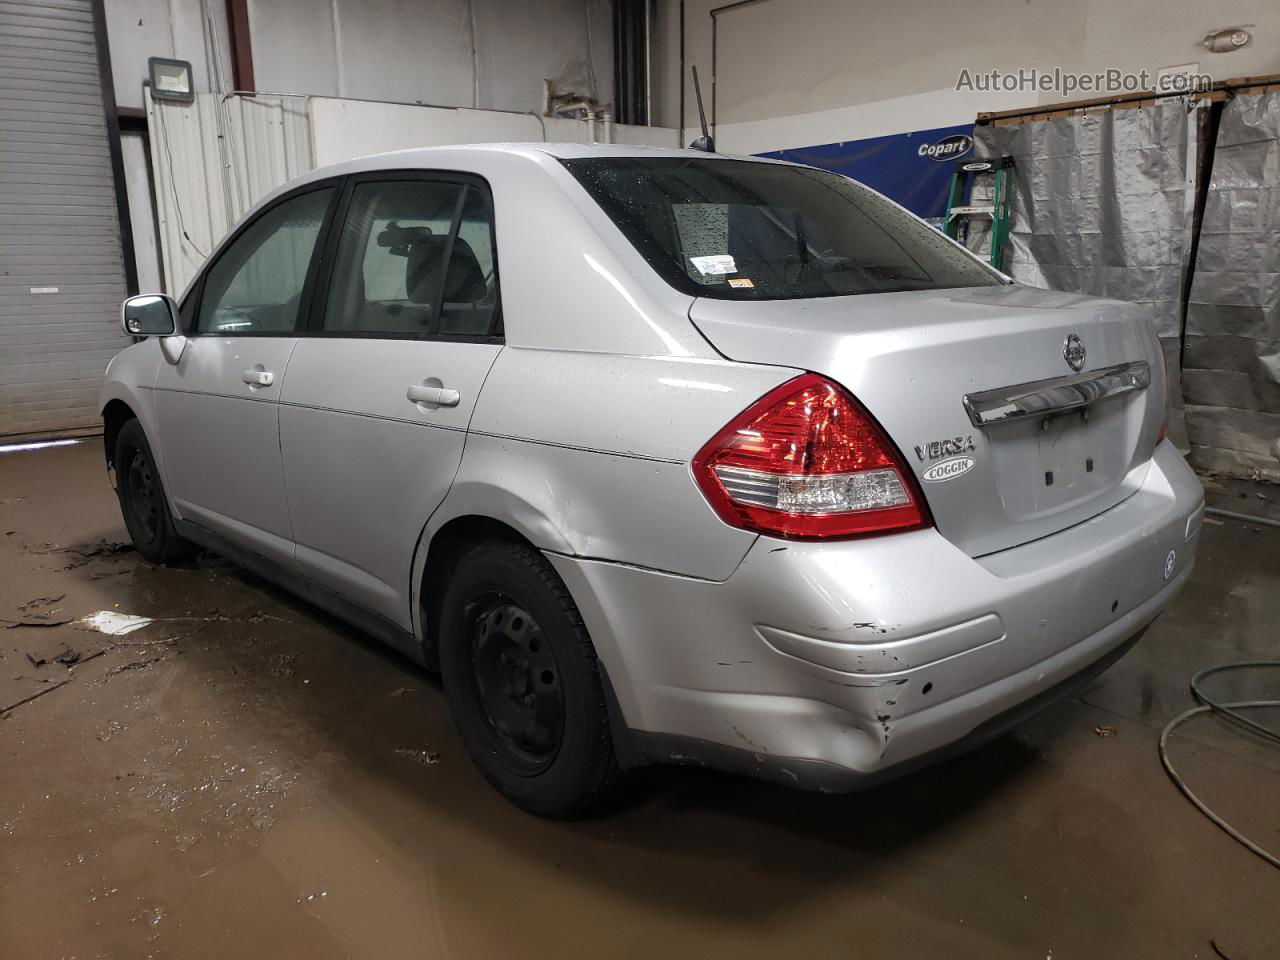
[101,144,1204,815]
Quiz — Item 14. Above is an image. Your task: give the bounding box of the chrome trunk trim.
[963,361,1151,427]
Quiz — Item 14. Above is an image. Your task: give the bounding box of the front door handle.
[406,384,460,407]
[242,368,274,386]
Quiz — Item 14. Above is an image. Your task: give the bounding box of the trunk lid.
[689,284,1166,557]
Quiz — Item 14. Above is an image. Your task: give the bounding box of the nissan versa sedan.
[101,144,1204,815]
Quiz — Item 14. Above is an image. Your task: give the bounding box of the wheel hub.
[126,449,159,541]
[471,599,563,772]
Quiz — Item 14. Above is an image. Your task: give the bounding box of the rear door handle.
[242,368,274,386]
[406,384,460,407]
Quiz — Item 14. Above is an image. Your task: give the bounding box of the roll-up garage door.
[0,0,130,439]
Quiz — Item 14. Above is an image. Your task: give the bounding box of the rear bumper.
[549,441,1204,790]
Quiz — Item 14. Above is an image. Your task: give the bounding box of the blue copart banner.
[759,123,976,219]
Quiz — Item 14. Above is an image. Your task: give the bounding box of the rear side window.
[322,178,499,338]
[197,187,333,333]
[563,157,1000,300]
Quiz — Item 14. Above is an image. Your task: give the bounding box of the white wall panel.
[244,0,339,97]
[104,0,233,109]
[457,108,545,143]
[472,0,611,111]
[608,122,679,147]
[245,0,610,114]
[109,0,614,115]
[333,0,476,106]
[309,98,677,166]
[309,99,470,163]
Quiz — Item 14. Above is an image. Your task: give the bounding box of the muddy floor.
[1,442,1277,959]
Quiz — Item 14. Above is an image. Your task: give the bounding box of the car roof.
[249,142,795,233]
[529,141,777,161]
[320,141,792,170]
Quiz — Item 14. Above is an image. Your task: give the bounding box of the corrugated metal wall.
[0,0,130,439]
[147,91,314,298]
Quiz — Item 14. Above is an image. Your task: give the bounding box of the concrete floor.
[1,442,1277,960]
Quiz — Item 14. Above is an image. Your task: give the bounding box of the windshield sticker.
[727,278,754,289]
[690,254,736,275]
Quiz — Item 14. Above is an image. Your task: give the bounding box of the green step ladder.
[944,155,1014,271]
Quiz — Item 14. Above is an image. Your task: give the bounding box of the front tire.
[439,540,617,816]
[113,419,194,565]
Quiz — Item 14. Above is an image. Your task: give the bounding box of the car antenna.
[689,66,715,153]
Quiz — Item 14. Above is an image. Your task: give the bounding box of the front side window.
[197,187,333,333]
[563,157,1001,300]
[322,178,498,338]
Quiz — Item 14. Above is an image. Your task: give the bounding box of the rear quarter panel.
[430,348,798,581]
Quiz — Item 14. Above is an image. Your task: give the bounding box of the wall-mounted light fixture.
[147,57,194,102]
[1202,28,1251,53]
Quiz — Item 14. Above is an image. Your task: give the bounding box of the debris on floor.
[269,653,298,678]
[25,646,92,668]
[77,610,154,636]
[0,677,71,717]
[2,613,73,628]
[1094,725,1118,737]
[394,748,441,765]
[246,611,287,624]
[59,539,135,569]
[104,653,171,680]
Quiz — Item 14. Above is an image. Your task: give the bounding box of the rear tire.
[439,540,617,816]
[113,419,195,565]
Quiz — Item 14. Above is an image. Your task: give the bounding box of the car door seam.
[151,385,277,404]
[276,337,304,556]
[409,344,506,643]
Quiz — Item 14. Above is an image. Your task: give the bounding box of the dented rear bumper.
[548,442,1203,790]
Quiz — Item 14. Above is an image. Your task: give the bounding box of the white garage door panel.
[0,0,130,438]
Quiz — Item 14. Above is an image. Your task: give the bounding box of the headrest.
[405,236,487,304]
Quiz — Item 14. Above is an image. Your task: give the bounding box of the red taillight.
[692,373,931,540]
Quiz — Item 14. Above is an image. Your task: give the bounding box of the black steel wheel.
[439,540,618,816]
[113,419,194,565]
[469,597,565,773]
[124,446,160,541]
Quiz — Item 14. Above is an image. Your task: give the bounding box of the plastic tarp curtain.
[973,103,1204,450]
[1183,92,1280,481]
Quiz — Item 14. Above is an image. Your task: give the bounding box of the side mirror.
[122,294,178,337]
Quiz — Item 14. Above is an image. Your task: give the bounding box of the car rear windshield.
[562,157,1001,300]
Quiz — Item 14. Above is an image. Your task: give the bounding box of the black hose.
[1191,661,1280,744]
[1159,661,1280,870]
